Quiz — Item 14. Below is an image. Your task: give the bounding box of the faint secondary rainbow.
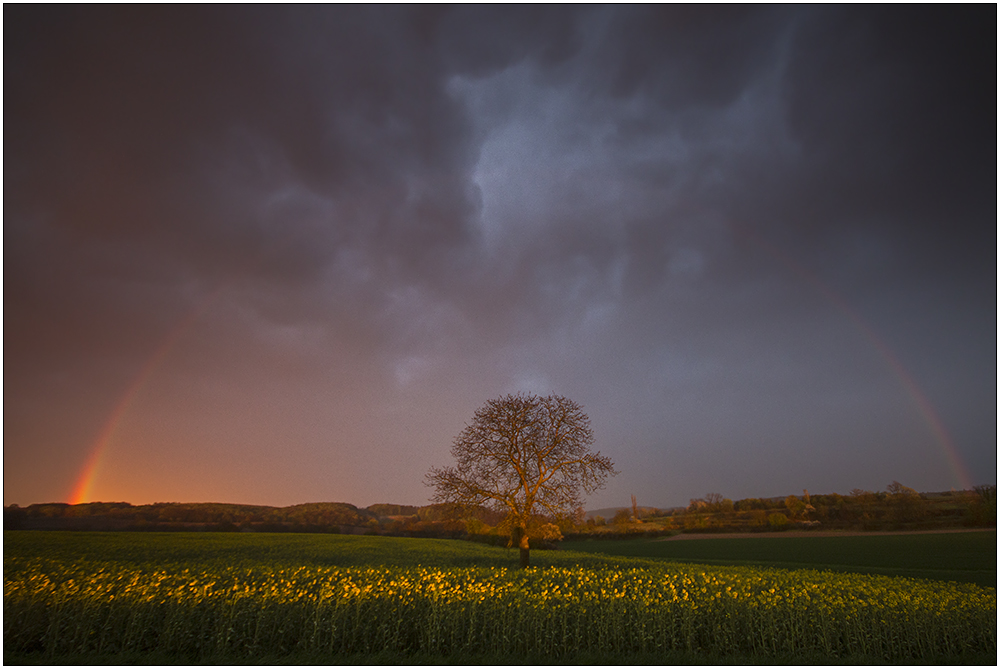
[69,286,227,505]
[735,224,975,490]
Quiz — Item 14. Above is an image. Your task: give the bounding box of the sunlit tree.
[426,393,617,568]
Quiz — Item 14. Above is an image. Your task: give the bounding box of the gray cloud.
[5,6,993,507]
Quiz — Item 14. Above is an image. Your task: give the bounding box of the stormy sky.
[5,6,995,510]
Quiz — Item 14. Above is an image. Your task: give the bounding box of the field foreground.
[4,531,996,664]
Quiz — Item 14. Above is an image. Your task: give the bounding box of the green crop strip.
[562,531,998,588]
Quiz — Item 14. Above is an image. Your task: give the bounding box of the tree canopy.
[426,392,617,567]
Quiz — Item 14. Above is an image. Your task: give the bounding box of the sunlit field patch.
[4,532,995,664]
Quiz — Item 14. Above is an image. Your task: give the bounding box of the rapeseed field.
[3,532,995,664]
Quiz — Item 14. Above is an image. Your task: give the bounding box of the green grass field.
[4,531,996,665]
[563,530,997,588]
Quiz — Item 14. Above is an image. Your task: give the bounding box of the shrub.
[966,485,997,526]
[538,523,563,542]
[767,513,789,528]
[612,509,632,527]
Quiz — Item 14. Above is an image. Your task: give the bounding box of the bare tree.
[631,493,641,522]
[426,393,617,568]
[704,492,725,509]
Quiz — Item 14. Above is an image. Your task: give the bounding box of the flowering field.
[4,532,995,664]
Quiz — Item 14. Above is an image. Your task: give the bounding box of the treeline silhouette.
[2,500,483,537]
[4,483,994,538]
[596,483,996,534]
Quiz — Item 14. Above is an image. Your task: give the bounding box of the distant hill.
[4,501,381,532]
[2,500,480,534]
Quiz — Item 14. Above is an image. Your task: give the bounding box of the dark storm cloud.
[8,9,447,269]
[5,6,994,506]
[6,7,460,369]
[580,5,789,108]
[767,6,992,277]
[6,7,771,342]
[786,6,995,212]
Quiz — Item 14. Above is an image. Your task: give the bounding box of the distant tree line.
[3,501,441,535]
[627,482,996,533]
[4,482,994,539]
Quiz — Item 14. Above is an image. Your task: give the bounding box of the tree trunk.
[514,525,530,568]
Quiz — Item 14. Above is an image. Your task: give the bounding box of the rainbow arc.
[70,286,227,504]
[69,236,975,504]
[735,226,974,490]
